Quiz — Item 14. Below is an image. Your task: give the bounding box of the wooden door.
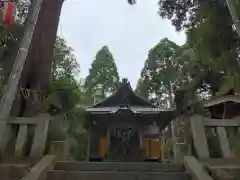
[143,138,161,159]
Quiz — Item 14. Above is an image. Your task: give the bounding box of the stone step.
[54,162,185,172]
[47,170,191,180]
[0,164,30,180]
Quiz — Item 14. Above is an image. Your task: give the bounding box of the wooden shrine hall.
[84,79,176,162]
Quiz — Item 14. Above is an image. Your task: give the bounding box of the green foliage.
[67,106,88,160]
[67,106,86,138]
[50,36,81,112]
[53,37,80,80]
[158,0,239,32]
[52,77,82,112]
[51,37,88,160]
[135,76,150,99]
[136,38,185,106]
[158,0,240,95]
[133,0,240,110]
[130,0,240,99]
[136,38,212,151]
[217,74,235,96]
[164,138,173,152]
[84,46,120,104]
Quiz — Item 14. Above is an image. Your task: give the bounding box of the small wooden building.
[189,94,240,159]
[85,79,175,161]
[203,95,240,119]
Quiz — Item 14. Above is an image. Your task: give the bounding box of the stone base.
[50,141,66,161]
[49,139,75,161]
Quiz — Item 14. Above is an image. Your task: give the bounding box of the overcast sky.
[57,0,186,88]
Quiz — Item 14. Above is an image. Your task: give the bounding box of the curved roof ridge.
[91,78,155,107]
[203,95,240,107]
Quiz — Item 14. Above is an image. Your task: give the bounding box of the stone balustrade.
[0,113,51,162]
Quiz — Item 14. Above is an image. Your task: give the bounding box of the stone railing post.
[0,121,11,161]
[49,141,67,161]
[31,114,51,160]
[15,124,28,157]
[190,115,210,158]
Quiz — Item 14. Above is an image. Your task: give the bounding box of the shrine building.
[84,79,176,161]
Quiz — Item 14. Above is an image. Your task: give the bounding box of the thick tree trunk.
[12,0,64,116]
[28,0,64,89]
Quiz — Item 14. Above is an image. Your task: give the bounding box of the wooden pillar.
[171,119,178,163]
[86,126,91,161]
[161,132,165,163]
[138,127,143,150]
[190,115,210,158]
[106,126,111,154]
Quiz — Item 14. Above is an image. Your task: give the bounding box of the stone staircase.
[46,162,191,180]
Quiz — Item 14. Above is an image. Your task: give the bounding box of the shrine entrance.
[108,126,140,161]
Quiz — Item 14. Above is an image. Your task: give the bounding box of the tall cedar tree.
[85,46,120,103]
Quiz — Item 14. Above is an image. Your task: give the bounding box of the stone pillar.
[190,115,210,158]
[31,114,51,160]
[14,124,28,157]
[0,121,11,161]
[217,127,231,158]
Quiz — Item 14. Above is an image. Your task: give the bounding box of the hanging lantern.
[2,1,16,27]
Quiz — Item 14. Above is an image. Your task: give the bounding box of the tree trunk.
[13,0,64,116]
